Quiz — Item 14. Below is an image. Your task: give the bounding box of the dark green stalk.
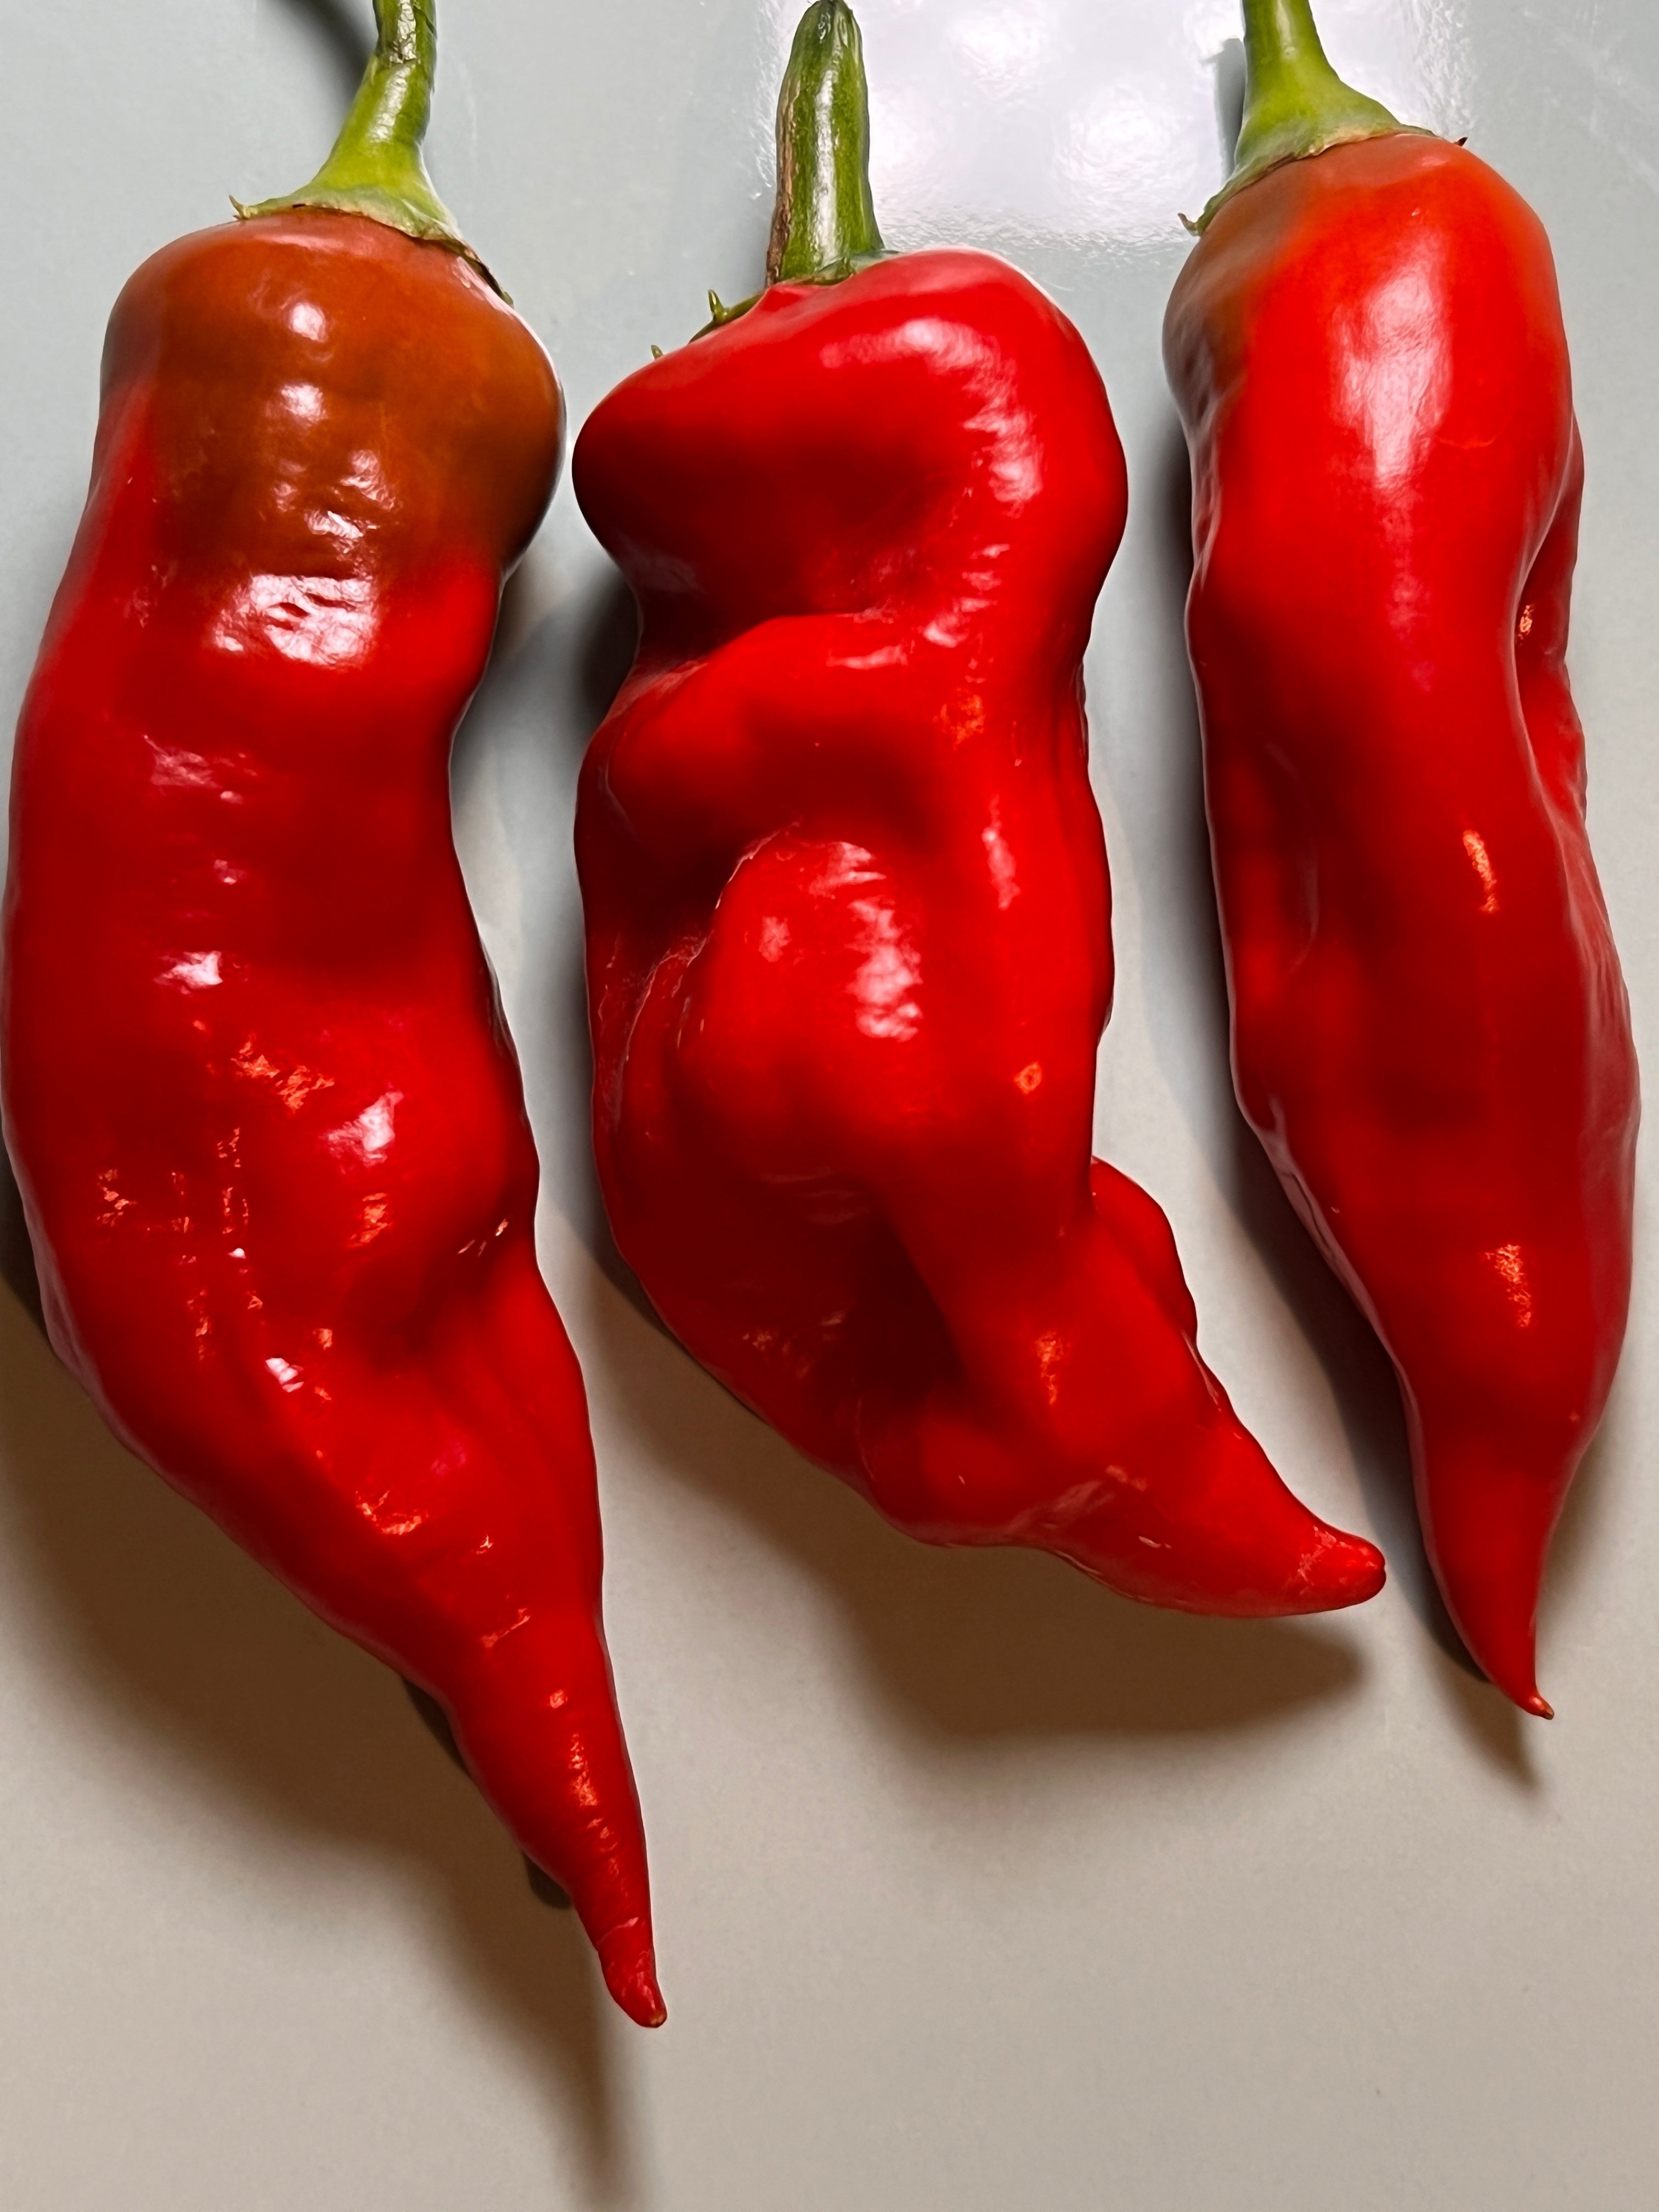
[768,2,884,283]
[1194,0,1427,232]
[239,0,476,267]
[703,2,886,335]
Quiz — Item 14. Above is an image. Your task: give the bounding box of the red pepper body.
[1165,139,1639,1708]
[1,212,661,2021]
[574,249,1384,1617]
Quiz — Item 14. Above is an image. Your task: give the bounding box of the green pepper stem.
[766,3,885,286]
[239,0,475,264]
[1193,0,1421,232]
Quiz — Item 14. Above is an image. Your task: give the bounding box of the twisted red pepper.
[574,3,1384,1617]
[1,2,661,2022]
[1164,0,1638,1710]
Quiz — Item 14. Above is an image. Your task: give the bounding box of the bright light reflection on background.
[760,0,1472,252]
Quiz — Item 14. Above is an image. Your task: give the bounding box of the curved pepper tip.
[1452,1620,1554,1719]
[1481,1663,1554,1720]
[599,1926,667,2028]
[1480,1655,1554,1721]
[1418,1459,1565,1718]
[1306,1526,1386,1613]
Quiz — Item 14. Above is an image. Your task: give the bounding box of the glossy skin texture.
[1165,138,1639,1710]
[574,249,1384,1616]
[1,212,662,2023]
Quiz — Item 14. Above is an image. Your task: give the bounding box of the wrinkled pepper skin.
[574,247,1384,1617]
[1,210,662,2023]
[1165,136,1638,1708]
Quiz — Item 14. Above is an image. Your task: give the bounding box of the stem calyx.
[696,2,885,340]
[1192,0,1431,233]
[238,0,492,284]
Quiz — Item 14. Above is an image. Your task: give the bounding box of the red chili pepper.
[1,3,662,2022]
[574,3,1384,1618]
[1163,0,1639,1712]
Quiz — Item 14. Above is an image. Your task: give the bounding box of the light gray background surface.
[1,2,1655,2206]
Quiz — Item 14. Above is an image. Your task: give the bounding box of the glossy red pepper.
[1,3,662,2022]
[573,3,1384,1617]
[1163,0,1639,1711]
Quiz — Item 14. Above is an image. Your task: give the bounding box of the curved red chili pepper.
[1,2,662,2023]
[1164,0,1639,1711]
[573,3,1384,1618]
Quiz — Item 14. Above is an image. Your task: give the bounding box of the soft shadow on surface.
[559,578,1366,1747]
[551,569,660,1301]
[1,1142,42,1327]
[274,0,373,98]
[566,572,642,1284]
[1211,38,1246,170]
[576,573,641,732]
[453,563,551,795]
[0,1284,637,2207]
[452,557,641,1301]
[594,1285,1364,1741]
